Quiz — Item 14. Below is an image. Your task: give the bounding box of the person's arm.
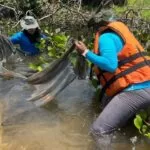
[86,34,118,72]
[75,33,121,72]
[9,32,21,44]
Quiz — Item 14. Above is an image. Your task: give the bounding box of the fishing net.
[0,35,91,125]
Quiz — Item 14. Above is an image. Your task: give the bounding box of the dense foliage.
[29,29,71,71]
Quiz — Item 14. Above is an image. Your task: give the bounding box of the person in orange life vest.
[75,9,150,145]
[9,16,46,56]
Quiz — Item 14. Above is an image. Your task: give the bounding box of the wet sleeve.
[86,34,118,72]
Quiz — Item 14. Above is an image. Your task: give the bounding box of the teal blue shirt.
[86,31,150,91]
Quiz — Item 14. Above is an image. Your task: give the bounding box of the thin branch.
[95,0,112,14]
[0,4,19,20]
[127,5,150,10]
[59,2,88,22]
[78,0,82,12]
[39,7,62,21]
[0,4,16,12]
[12,20,20,28]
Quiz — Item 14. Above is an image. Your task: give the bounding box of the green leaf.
[91,78,99,89]
[48,50,56,57]
[134,115,143,130]
[28,63,38,70]
[141,125,148,133]
[144,133,150,139]
[48,52,53,57]
[44,29,49,34]
[39,56,46,63]
[41,39,46,44]
[53,35,67,43]
[57,43,65,49]
[47,46,52,51]
[37,66,43,72]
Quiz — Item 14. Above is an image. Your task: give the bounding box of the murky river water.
[0,77,150,150]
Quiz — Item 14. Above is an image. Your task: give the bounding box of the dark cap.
[88,9,115,28]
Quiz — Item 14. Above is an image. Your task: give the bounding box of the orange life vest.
[93,21,150,98]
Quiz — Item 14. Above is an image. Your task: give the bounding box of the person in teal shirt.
[9,16,46,56]
[75,9,150,149]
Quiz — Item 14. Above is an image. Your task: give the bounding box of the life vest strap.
[100,60,150,99]
[118,51,148,67]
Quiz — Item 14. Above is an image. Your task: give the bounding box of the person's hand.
[74,41,88,55]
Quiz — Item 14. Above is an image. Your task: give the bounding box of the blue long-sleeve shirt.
[85,31,150,91]
[9,31,46,56]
